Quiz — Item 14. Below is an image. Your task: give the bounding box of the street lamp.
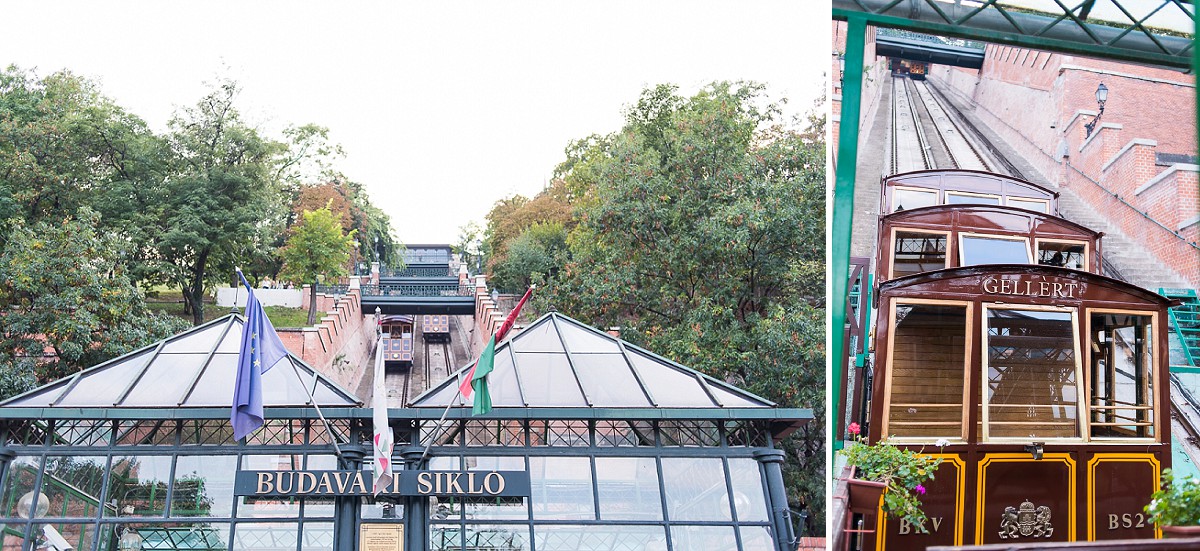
[1084,82,1109,138]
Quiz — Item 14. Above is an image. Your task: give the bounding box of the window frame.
[1083,308,1160,444]
[979,303,1085,444]
[1034,238,1091,272]
[958,232,1033,267]
[1007,196,1052,213]
[882,298,974,444]
[890,185,940,213]
[888,227,953,280]
[944,190,1003,206]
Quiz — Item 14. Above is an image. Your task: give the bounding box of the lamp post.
[1083,82,1109,137]
[352,240,360,276]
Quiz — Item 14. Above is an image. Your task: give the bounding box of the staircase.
[1162,288,1200,371]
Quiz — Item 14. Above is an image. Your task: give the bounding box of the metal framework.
[830,0,1198,451]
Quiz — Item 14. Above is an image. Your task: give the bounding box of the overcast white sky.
[2,2,829,243]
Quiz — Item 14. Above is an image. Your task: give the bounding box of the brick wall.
[281,287,374,398]
[832,21,883,165]
[935,44,1199,286]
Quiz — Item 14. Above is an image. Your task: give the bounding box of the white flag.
[371,351,394,495]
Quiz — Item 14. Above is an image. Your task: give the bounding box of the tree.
[0,210,189,398]
[279,205,356,325]
[454,221,484,275]
[154,80,288,325]
[541,81,827,530]
[491,221,567,292]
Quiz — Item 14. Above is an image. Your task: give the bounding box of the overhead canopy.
[1,314,361,409]
[411,313,774,409]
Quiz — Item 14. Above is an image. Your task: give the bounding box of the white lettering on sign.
[982,277,1080,299]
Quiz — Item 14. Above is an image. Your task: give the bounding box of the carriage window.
[1090,313,1154,439]
[887,304,968,440]
[1008,197,1051,213]
[960,236,1031,266]
[891,231,948,278]
[1038,241,1087,271]
[984,309,1079,440]
[892,188,938,212]
[945,191,1002,206]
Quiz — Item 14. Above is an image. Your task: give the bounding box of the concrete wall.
[832,21,884,166]
[216,287,303,308]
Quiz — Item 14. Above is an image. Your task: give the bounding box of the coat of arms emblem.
[999,500,1053,539]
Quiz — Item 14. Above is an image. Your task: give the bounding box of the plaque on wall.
[360,523,404,551]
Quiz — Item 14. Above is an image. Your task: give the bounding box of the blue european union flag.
[232,270,290,440]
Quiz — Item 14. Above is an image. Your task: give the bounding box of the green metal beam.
[833,1,1193,70]
[0,406,813,422]
[831,16,868,454]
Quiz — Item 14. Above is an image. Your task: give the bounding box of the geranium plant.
[1146,469,1200,527]
[838,422,944,533]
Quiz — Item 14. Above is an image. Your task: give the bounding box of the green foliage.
[0,210,189,397]
[1146,469,1200,527]
[534,81,827,532]
[279,204,356,325]
[491,221,567,292]
[839,429,944,533]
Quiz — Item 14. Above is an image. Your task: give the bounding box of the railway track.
[423,340,452,393]
[889,75,992,174]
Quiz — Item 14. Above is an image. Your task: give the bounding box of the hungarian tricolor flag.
[459,286,533,415]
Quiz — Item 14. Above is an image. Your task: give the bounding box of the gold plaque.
[360,523,404,551]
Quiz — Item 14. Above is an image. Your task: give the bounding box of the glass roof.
[1,314,361,409]
[410,313,774,409]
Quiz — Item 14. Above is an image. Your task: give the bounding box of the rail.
[361,284,473,297]
[384,266,453,278]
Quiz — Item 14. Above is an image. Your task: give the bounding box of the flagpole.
[288,357,345,458]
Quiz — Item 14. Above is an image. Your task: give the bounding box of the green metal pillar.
[831,16,867,453]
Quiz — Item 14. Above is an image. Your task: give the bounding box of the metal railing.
[361,284,472,298]
[383,266,453,278]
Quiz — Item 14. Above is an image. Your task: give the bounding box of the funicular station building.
[0,312,809,551]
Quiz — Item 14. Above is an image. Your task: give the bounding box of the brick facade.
[286,286,375,398]
[930,47,1199,286]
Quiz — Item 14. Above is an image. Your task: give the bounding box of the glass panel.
[888,304,968,439]
[360,500,402,520]
[260,359,321,407]
[571,355,651,407]
[42,456,107,519]
[301,522,334,550]
[122,354,206,406]
[1090,313,1155,439]
[595,420,655,447]
[707,384,766,407]
[464,456,527,520]
[727,458,768,522]
[960,236,1030,266]
[56,350,153,406]
[627,352,715,407]
[107,456,172,517]
[160,323,228,354]
[1,456,41,518]
[595,457,662,520]
[661,457,731,521]
[101,522,230,551]
[892,187,938,212]
[529,457,594,520]
[1008,197,1050,213]
[535,524,665,551]
[32,523,97,551]
[184,354,242,406]
[740,526,776,551]
[480,350,521,407]
[172,455,238,517]
[669,525,738,551]
[1,529,28,550]
[986,309,1079,439]
[1038,242,1087,271]
[510,321,564,353]
[238,455,302,518]
[430,524,461,550]
[892,231,948,278]
[461,525,530,551]
[513,353,585,406]
[946,192,1002,206]
[233,522,298,550]
[558,321,621,353]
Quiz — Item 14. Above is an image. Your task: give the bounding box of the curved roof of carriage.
[410,312,775,410]
[0,314,361,410]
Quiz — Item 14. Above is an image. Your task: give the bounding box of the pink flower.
[914,484,926,495]
[847,422,860,436]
